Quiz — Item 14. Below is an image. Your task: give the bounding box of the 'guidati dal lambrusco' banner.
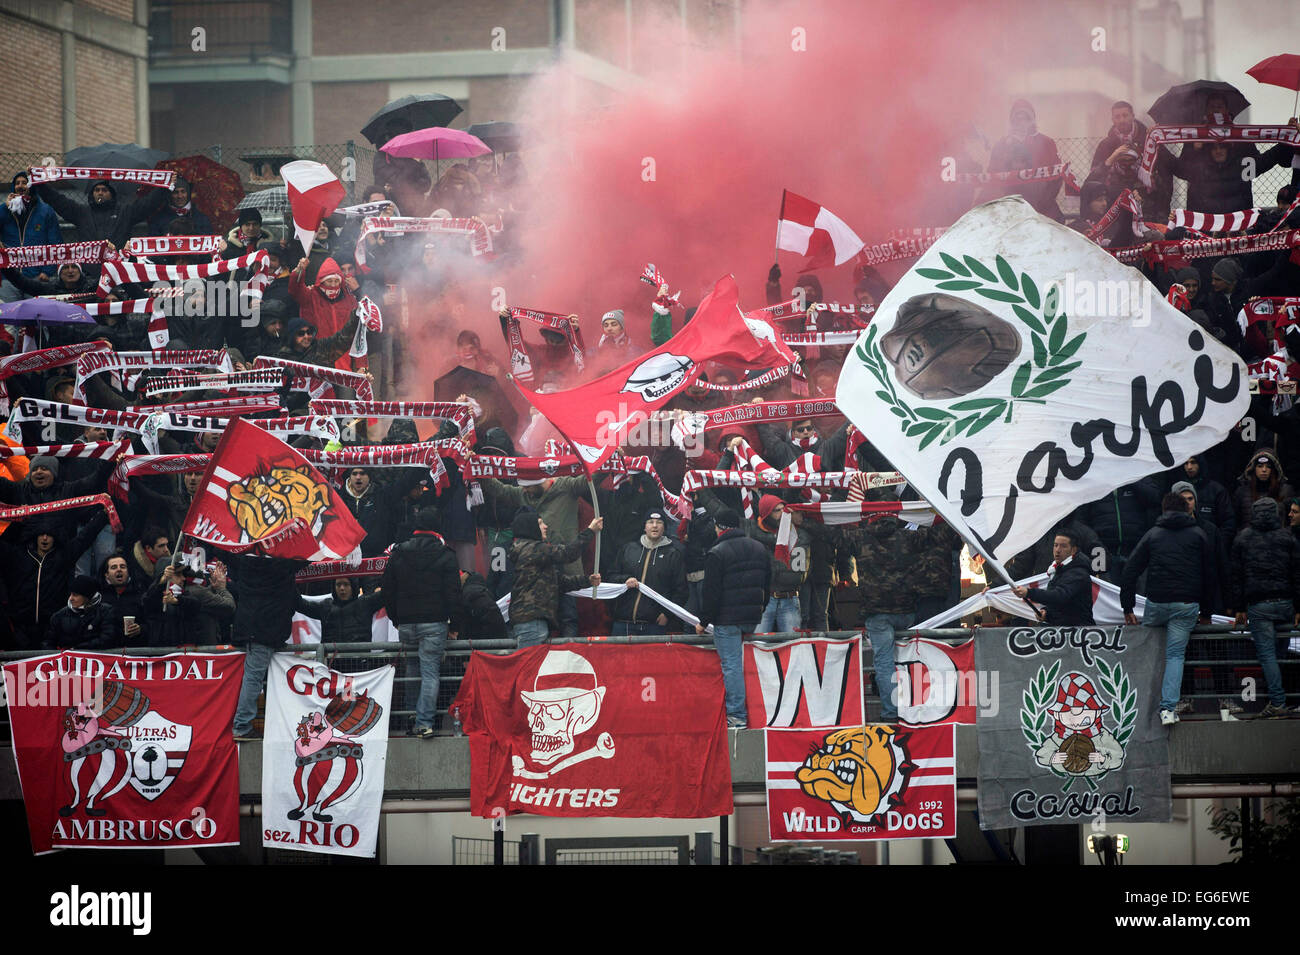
[836,196,1249,563]
[262,656,393,858]
[974,625,1171,829]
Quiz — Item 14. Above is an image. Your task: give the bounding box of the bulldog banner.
[974,625,1171,829]
[766,724,956,841]
[743,636,864,728]
[2,651,243,854]
[261,657,393,858]
[836,197,1249,568]
[453,644,732,818]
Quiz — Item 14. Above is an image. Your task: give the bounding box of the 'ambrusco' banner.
[975,625,1171,829]
[3,652,243,854]
[262,657,393,858]
[766,724,956,841]
[744,636,863,727]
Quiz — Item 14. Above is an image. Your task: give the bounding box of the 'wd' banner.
[766,724,956,841]
[453,644,732,818]
[975,625,1171,829]
[3,652,243,854]
[896,637,977,726]
[261,657,393,858]
[744,636,864,727]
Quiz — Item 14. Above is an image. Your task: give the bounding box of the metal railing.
[451,835,521,865]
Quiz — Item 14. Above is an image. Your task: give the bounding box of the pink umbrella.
[380,127,491,161]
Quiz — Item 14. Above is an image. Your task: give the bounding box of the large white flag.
[836,197,1249,565]
[262,656,393,858]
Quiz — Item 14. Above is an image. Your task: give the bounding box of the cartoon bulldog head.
[796,726,900,819]
[620,353,695,402]
[227,465,330,540]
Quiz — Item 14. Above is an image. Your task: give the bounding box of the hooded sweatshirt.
[34,178,166,248]
[1233,449,1295,531]
[1229,497,1300,609]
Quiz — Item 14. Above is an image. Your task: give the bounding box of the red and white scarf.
[1111,229,1300,266]
[692,363,798,392]
[786,499,938,526]
[302,443,450,493]
[82,297,171,349]
[141,368,288,397]
[295,555,389,581]
[74,347,232,396]
[1085,189,1145,242]
[952,162,1070,183]
[27,165,175,189]
[0,341,111,412]
[502,306,587,383]
[0,241,114,269]
[252,356,374,402]
[0,492,123,533]
[4,397,161,453]
[150,412,337,445]
[353,214,501,265]
[309,399,476,445]
[1139,125,1300,187]
[124,235,224,257]
[347,296,384,364]
[97,248,270,296]
[135,394,284,417]
[0,438,131,461]
[108,453,210,500]
[1168,208,1261,233]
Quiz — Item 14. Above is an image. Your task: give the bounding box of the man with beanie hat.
[32,175,166,248]
[594,308,637,370]
[613,508,687,635]
[223,207,269,259]
[1174,455,1234,540]
[696,506,770,727]
[381,506,463,738]
[0,509,109,649]
[45,575,121,650]
[752,494,805,634]
[0,452,116,542]
[507,511,603,648]
[1206,257,1249,353]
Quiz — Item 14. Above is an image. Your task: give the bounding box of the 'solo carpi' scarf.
[27,165,175,189]
[501,306,587,384]
[1138,124,1300,187]
[353,214,502,265]
[123,235,223,257]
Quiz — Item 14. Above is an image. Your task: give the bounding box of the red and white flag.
[281,161,346,260]
[181,417,365,561]
[453,644,732,818]
[777,190,865,271]
[744,636,864,728]
[517,275,796,473]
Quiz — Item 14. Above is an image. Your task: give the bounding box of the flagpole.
[586,477,601,598]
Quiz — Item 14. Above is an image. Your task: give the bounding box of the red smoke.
[409,0,1013,394]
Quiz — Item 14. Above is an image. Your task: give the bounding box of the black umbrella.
[63,142,170,170]
[434,365,519,436]
[361,94,463,146]
[1148,80,1250,125]
[465,122,527,153]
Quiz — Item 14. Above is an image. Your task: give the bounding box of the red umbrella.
[158,155,246,234]
[1246,53,1300,117]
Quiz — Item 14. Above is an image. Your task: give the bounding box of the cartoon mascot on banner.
[59,680,149,817]
[1034,673,1125,778]
[226,463,332,542]
[289,691,382,822]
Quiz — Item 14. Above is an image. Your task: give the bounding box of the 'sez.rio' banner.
[766,724,956,841]
[3,651,243,854]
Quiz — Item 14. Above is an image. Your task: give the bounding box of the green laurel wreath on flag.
[854,253,1087,449]
[1021,659,1062,764]
[1094,655,1138,748]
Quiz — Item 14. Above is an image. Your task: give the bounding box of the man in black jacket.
[380,507,462,738]
[695,507,771,728]
[231,554,308,741]
[450,570,507,639]
[1014,529,1094,625]
[614,509,687,636]
[45,575,121,650]
[1228,498,1300,718]
[0,511,109,649]
[1121,493,1213,726]
[34,178,167,248]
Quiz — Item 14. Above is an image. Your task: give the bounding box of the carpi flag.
[836,197,1248,565]
[777,190,865,271]
[281,161,347,262]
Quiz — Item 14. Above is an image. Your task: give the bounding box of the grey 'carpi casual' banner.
[975,625,1171,830]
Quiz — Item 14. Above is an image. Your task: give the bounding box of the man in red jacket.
[289,255,358,340]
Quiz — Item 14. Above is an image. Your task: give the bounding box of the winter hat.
[1170,481,1197,506]
[644,508,666,524]
[237,207,262,225]
[601,309,625,329]
[714,507,740,529]
[87,180,117,202]
[286,316,316,339]
[315,257,343,284]
[511,510,543,541]
[1173,267,1200,286]
[414,506,442,532]
[30,455,59,477]
[758,494,783,526]
[518,478,545,488]
[70,575,99,599]
[1010,99,1036,123]
[1211,258,1243,284]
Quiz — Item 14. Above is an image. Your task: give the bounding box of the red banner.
[896,637,978,727]
[744,636,864,728]
[765,724,956,841]
[453,644,732,818]
[3,651,243,854]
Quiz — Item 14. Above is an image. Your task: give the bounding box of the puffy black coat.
[297,591,385,643]
[44,594,121,650]
[1078,478,1162,557]
[1168,144,1257,214]
[1029,555,1094,625]
[0,460,117,541]
[99,579,150,647]
[451,572,508,639]
[1229,498,1300,609]
[699,529,770,631]
[380,531,461,626]
[35,179,167,247]
[342,483,396,557]
[230,555,308,647]
[0,511,109,641]
[1120,511,1213,613]
[613,536,687,625]
[683,508,717,576]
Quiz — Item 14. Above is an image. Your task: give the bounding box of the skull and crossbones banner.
[3,651,243,855]
[453,645,732,818]
[515,275,796,474]
[261,657,393,858]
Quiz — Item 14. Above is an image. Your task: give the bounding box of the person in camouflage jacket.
[507,511,603,647]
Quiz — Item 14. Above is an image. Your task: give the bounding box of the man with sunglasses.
[279,312,361,367]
